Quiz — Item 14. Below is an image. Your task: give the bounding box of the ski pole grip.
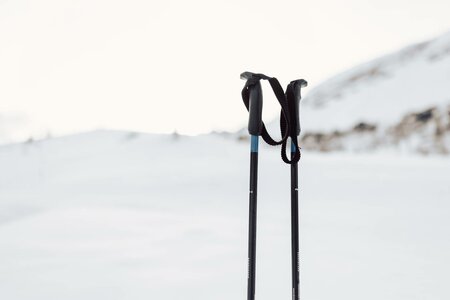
[247,82,263,135]
[290,79,308,136]
[241,72,264,135]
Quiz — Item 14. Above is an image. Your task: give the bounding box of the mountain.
[1,130,450,300]
[257,31,450,154]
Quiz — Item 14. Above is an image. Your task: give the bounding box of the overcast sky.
[1,0,450,141]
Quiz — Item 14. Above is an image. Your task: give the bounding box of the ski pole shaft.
[289,79,306,300]
[243,74,263,300]
[291,142,300,300]
[247,135,259,300]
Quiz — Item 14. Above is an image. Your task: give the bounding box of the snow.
[1,130,449,300]
[301,31,450,133]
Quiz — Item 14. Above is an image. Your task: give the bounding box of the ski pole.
[288,79,307,300]
[241,72,263,300]
[240,72,307,300]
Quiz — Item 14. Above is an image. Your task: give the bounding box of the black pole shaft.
[291,143,300,300]
[247,135,259,300]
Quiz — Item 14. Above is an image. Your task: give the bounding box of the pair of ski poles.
[240,72,307,300]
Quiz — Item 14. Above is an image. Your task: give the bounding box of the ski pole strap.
[241,72,307,165]
[241,72,290,146]
[279,79,307,164]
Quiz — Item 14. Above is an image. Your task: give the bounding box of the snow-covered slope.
[266,31,450,154]
[1,130,450,300]
[303,30,450,131]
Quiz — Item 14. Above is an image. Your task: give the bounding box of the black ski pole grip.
[241,72,264,135]
[247,81,263,135]
[290,79,308,136]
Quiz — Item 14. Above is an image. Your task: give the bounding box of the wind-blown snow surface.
[1,131,450,300]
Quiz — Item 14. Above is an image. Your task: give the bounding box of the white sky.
[1,0,450,141]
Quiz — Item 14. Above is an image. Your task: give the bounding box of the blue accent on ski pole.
[250,135,259,153]
[291,140,297,153]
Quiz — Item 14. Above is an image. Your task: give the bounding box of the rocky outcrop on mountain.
[299,105,450,155]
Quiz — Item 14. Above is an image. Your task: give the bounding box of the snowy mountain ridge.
[304,30,450,113]
[257,30,450,154]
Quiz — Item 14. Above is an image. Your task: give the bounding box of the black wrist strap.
[280,82,301,164]
[241,73,301,164]
[241,74,290,146]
